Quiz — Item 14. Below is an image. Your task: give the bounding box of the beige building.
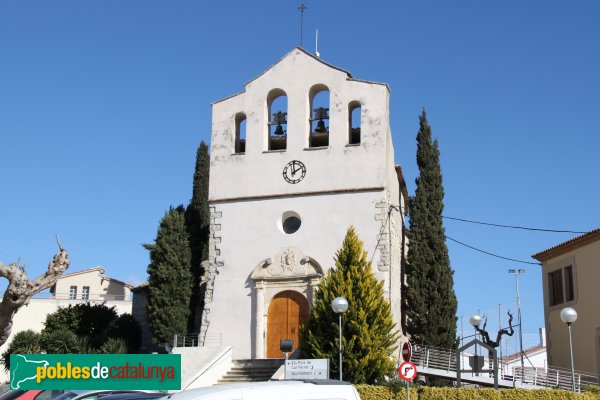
[532,228,600,375]
[0,267,133,383]
[50,266,133,301]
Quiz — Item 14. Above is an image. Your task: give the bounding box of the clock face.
[283,160,306,184]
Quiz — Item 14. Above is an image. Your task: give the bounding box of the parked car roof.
[91,393,166,400]
[53,391,162,400]
[167,380,360,400]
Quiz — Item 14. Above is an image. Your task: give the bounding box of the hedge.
[354,385,600,400]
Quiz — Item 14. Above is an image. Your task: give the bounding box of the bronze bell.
[273,124,285,135]
[315,119,327,133]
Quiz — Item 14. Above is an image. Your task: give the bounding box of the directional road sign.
[285,359,329,380]
[401,341,412,362]
[398,361,417,382]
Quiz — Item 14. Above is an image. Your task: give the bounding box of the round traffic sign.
[401,341,412,362]
[398,361,417,382]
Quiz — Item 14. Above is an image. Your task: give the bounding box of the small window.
[69,286,77,300]
[349,101,361,144]
[268,90,287,151]
[235,113,246,154]
[280,211,301,234]
[564,266,574,302]
[548,266,575,306]
[283,217,301,234]
[309,85,330,148]
[548,270,563,306]
[82,286,90,300]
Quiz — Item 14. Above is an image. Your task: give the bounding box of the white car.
[166,380,361,400]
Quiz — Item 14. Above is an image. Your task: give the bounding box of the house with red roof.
[532,228,600,375]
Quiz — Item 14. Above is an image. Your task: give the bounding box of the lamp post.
[560,307,578,392]
[469,314,482,375]
[331,297,348,381]
[509,268,525,380]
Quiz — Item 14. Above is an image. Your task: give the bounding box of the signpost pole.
[406,380,410,400]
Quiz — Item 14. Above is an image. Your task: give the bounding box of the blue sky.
[1,1,599,345]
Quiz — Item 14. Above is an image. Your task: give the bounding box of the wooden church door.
[266,291,309,358]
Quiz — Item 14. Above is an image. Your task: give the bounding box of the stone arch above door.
[250,247,324,359]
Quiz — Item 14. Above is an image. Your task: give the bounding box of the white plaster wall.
[203,47,405,360]
[207,190,397,360]
[0,298,132,383]
[501,350,548,375]
[209,48,390,201]
[174,346,232,390]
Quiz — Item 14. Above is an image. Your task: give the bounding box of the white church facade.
[199,47,409,360]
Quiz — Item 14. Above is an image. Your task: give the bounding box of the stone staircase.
[217,359,284,384]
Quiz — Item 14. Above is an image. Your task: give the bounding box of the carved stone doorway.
[251,248,323,359]
[266,290,309,358]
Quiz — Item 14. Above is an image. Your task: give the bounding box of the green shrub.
[355,384,417,400]
[43,302,140,352]
[99,338,128,354]
[584,385,600,395]
[354,385,600,400]
[106,314,141,352]
[1,330,43,370]
[40,329,80,353]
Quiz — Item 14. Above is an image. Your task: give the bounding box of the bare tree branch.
[0,240,70,346]
[474,311,515,348]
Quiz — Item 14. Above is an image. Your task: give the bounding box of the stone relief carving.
[251,248,323,281]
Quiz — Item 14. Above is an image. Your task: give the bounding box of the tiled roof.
[56,266,105,279]
[501,344,545,363]
[532,228,600,262]
[50,267,134,292]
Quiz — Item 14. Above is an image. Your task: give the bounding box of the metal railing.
[411,344,599,391]
[173,333,222,348]
[514,365,599,390]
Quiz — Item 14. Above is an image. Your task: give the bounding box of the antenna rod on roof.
[315,29,320,58]
[298,3,307,47]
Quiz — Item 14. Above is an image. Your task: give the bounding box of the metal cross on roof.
[298,3,307,47]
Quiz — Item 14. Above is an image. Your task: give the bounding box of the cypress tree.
[144,206,193,343]
[404,110,458,349]
[185,140,210,332]
[300,227,399,384]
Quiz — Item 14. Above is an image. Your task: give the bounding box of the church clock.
[282,160,306,184]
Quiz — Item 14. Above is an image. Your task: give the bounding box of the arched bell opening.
[309,84,330,148]
[349,101,362,145]
[234,113,247,154]
[267,89,288,151]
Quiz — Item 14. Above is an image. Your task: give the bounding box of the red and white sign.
[398,361,417,382]
[401,341,412,362]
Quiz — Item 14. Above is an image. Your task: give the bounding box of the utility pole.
[509,268,525,381]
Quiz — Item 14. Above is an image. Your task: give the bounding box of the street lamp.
[331,297,348,381]
[469,314,482,375]
[469,314,481,328]
[560,307,578,392]
[509,268,525,379]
